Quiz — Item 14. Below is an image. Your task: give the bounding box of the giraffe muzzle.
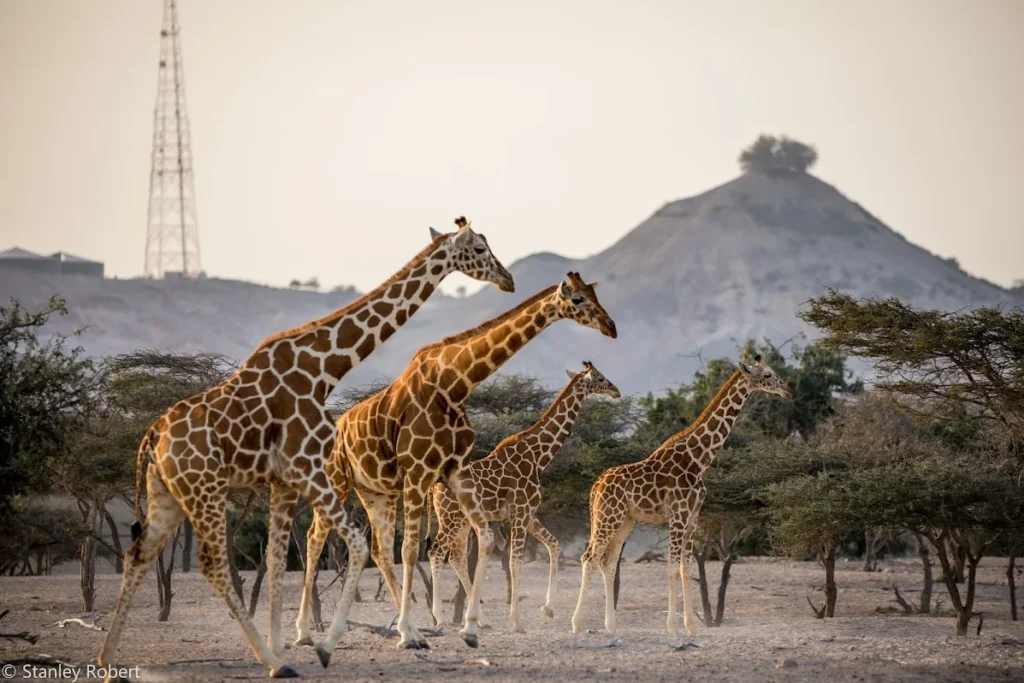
[494,271,515,293]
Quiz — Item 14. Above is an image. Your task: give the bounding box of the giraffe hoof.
[541,605,555,619]
[417,639,431,650]
[271,664,299,678]
[315,646,331,668]
[462,633,479,649]
[293,636,315,648]
[400,639,422,650]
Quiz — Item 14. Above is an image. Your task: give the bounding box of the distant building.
[0,247,104,277]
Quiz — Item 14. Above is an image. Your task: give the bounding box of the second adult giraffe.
[571,355,791,637]
[295,273,617,652]
[97,218,514,680]
[427,361,621,631]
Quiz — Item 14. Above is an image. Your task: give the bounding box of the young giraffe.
[571,356,792,636]
[97,218,514,680]
[295,273,617,651]
[427,361,621,631]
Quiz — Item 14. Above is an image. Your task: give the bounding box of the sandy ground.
[1,556,1022,682]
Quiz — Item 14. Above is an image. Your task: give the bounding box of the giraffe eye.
[571,296,584,306]
[473,246,486,254]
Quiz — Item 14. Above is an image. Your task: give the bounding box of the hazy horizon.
[1,0,1022,294]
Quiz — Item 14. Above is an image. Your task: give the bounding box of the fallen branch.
[168,657,244,666]
[571,638,621,649]
[414,653,496,667]
[671,642,700,651]
[1,656,75,667]
[892,584,915,614]
[634,551,665,564]
[0,609,39,644]
[55,618,106,632]
[807,596,826,619]
[348,620,443,639]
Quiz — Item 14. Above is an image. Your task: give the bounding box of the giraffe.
[426,360,621,632]
[570,355,792,637]
[295,272,617,652]
[96,217,515,680]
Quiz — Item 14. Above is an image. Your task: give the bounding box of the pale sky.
[1,0,1021,294]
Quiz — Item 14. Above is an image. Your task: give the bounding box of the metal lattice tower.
[145,0,202,279]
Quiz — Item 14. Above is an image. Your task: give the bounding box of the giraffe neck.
[253,237,455,403]
[529,379,590,472]
[663,371,751,472]
[434,289,561,406]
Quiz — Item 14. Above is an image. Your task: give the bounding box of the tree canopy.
[800,290,1024,448]
[739,135,818,174]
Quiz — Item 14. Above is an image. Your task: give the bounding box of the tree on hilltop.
[739,135,818,174]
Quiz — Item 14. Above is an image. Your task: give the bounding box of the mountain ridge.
[2,170,1018,395]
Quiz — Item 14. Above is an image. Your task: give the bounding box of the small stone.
[776,658,798,669]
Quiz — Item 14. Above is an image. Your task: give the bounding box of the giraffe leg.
[294,507,332,647]
[507,517,528,632]
[666,524,685,635]
[395,483,430,649]
[680,523,698,636]
[444,523,485,627]
[447,468,495,648]
[571,538,602,634]
[527,517,560,619]
[426,493,459,627]
[600,521,632,634]
[97,465,185,677]
[267,483,299,656]
[189,491,296,677]
[358,490,403,611]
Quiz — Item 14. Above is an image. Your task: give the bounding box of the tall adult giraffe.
[570,356,791,637]
[427,361,621,631]
[294,273,617,653]
[97,218,514,680]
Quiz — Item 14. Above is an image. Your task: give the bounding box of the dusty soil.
[1,556,1022,681]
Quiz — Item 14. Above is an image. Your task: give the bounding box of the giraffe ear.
[558,279,573,299]
[429,227,443,240]
[566,369,576,380]
[738,362,752,376]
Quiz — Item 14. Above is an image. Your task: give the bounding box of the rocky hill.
[2,170,1018,395]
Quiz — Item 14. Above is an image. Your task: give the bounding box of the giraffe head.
[737,354,793,399]
[555,272,618,338]
[429,216,515,292]
[566,360,621,398]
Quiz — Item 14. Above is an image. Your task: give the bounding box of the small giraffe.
[97,218,514,679]
[427,360,621,631]
[295,273,617,651]
[570,355,792,636]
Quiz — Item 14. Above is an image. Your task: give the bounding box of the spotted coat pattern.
[570,358,792,637]
[295,273,618,650]
[427,361,621,631]
[97,219,514,679]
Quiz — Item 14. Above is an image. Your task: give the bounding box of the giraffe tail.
[424,485,435,552]
[131,424,158,542]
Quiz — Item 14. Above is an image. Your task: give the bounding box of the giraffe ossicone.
[427,360,621,631]
[96,219,515,681]
[570,355,791,637]
[295,272,618,651]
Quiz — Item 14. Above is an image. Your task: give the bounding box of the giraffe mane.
[490,370,582,452]
[416,285,559,352]
[255,234,448,348]
[660,369,743,449]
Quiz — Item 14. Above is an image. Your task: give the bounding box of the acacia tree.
[102,350,235,619]
[0,297,97,511]
[802,291,1024,619]
[801,292,1024,449]
[739,135,818,174]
